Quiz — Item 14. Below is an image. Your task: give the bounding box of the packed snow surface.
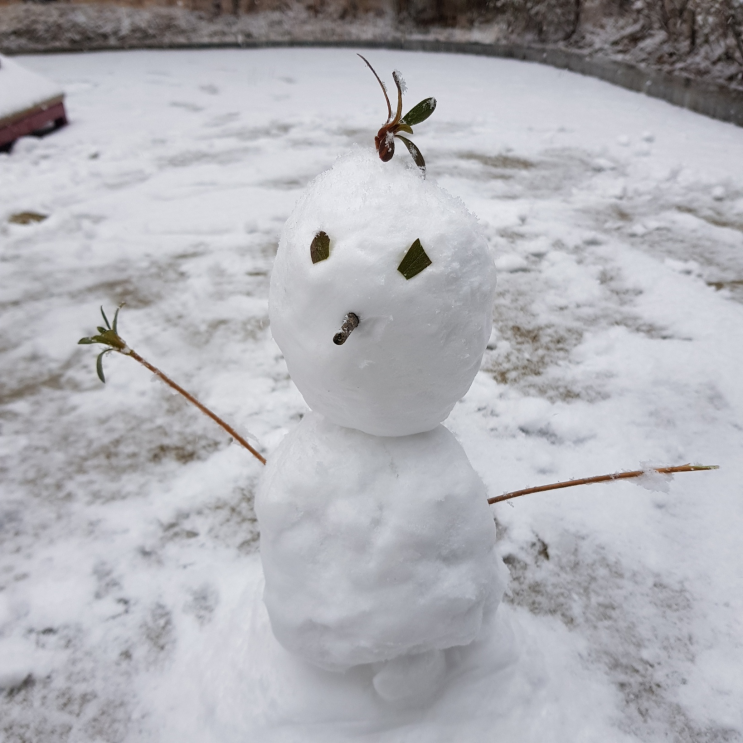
[2,48,743,742]
[0,53,63,121]
[256,412,502,671]
[270,147,496,436]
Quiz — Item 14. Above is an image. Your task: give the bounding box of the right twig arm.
[488,464,718,505]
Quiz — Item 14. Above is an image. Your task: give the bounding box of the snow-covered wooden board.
[0,53,66,147]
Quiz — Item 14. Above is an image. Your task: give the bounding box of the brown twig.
[80,306,266,465]
[333,312,360,346]
[358,53,392,123]
[488,464,718,505]
[126,349,266,465]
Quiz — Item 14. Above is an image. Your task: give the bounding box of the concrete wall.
[2,0,742,126]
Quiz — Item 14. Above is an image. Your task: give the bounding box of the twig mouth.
[333,312,360,345]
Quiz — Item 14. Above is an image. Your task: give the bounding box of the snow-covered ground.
[1,48,742,742]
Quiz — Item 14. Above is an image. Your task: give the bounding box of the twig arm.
[488,464,718,505]
[79,306,267,465]
[127,349,266,465]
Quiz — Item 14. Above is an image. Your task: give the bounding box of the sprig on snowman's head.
[358,54,436,175]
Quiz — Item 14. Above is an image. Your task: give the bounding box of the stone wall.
[1,0,742,97]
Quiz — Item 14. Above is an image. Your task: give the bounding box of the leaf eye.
[310,230,330,264]
[398,238,432,280]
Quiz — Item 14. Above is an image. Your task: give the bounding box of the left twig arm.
[79,306,266,465]
[126,349,266,464]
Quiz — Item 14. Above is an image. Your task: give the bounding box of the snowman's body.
[257,412,501,672]
[257,148,502,699]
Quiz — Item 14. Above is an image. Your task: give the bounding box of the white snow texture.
[4,48,743,743]
[256,411,503,671]
[269,147,497,436]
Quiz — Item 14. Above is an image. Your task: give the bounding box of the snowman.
[255,58,504,704]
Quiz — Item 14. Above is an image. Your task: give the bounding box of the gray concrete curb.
[8,37,743,127]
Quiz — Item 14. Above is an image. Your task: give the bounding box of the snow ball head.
[269,148,496,437]
[255,412,504,671]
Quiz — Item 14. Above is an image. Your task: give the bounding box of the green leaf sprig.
[78,305,129,382]
[358,54,436,175]
[398,238,432,280]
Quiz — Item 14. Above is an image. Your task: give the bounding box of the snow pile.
[270,147,496,436]
[151,565,598,742]
[0,53,63,121]
[256,412,503,673]
[2,48,743,743]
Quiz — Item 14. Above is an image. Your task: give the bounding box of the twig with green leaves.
[78,306,266,465]
[358,54,436,175]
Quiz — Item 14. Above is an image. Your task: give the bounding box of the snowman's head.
[269,148,496,437]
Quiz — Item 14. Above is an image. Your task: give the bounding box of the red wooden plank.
[0,101,68,149]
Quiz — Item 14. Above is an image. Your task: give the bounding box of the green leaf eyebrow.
[310,231,330,264]
[398,238,432,280]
